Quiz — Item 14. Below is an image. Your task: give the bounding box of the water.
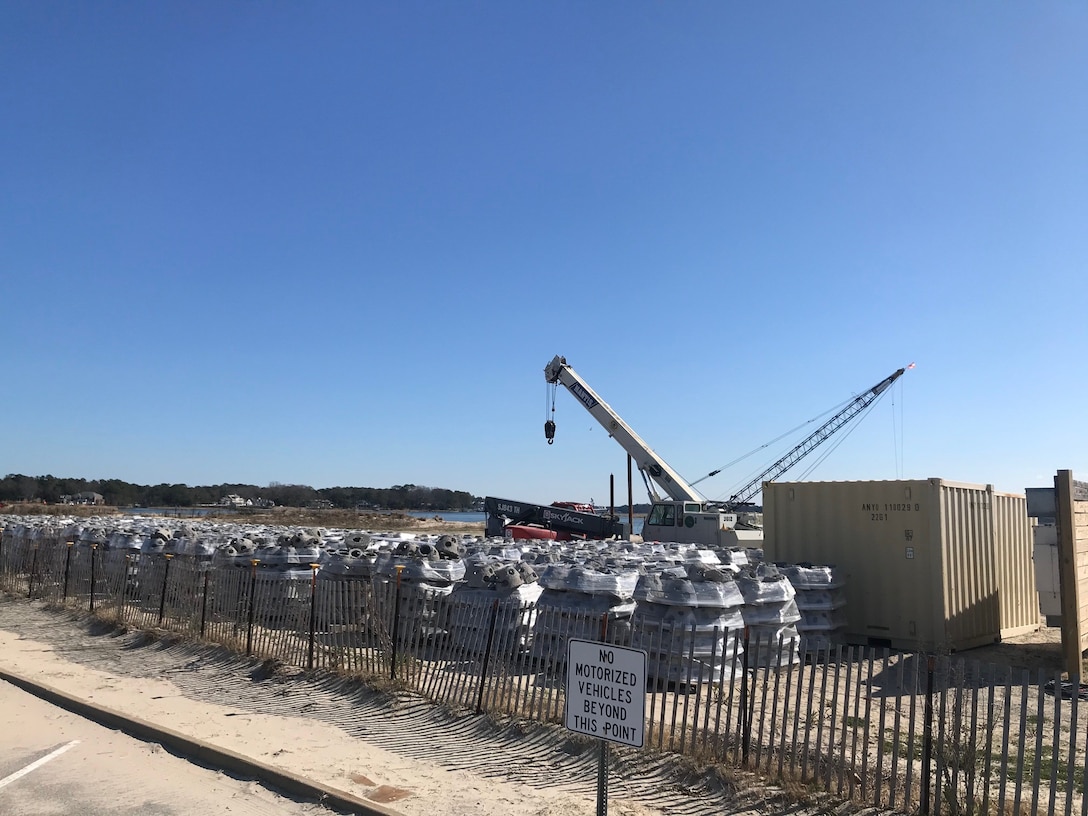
[121,507,218,517]
[405,511,486,524]
[407,510,644,534]
[120,508,644,534]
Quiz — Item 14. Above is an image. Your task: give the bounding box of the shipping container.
[763,479,1038,653]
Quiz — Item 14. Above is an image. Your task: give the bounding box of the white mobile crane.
[544,355,906,547]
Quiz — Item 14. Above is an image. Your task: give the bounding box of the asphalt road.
[0,680,341,816]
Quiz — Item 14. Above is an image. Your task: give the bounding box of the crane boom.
[543,354,909,548]
[722,367,906,509]
[544,355,703,503]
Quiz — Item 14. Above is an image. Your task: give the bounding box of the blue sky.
[2,3,1085,505]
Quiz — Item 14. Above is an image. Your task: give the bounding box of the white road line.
[0,740,81,790]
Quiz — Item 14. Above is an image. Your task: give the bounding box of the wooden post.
[308,563,320,670]
[199,568,210,638]
[391,565,405,680]
[89,544,97,611]
[118,554,130,622]
[27,545,38,598]
[158,555,173,625]
[741,626,752,765]
[1055,470,1086,679]
[62,541,73,601]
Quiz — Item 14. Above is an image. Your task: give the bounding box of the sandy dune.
[0,599,806,816]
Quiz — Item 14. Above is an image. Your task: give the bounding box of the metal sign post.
[565,638,646,816]
[597,739,608,816]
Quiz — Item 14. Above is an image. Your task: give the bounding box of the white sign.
[565,639,646,748]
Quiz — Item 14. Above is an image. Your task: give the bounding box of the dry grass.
[0,503,485,535]
[224,506,484,533]
[1,503,121,518]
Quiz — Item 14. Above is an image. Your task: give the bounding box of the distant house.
[63,492,104,506]
[218,494,250,508]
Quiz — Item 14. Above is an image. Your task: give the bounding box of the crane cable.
[544,381,558,444]
[893,376,905,479]
[715,385,895,501]
[698,393,860,490]
[794,391,888,480]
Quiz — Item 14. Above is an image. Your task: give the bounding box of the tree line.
[0,474,479,512]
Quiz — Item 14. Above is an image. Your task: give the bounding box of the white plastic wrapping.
[537,564,640,598]
[793,588,847,611]
[741,598,801,625]
[779,562,844,589]
[633,570,745,609]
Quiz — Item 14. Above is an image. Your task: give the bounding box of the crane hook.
[544,419,556,445]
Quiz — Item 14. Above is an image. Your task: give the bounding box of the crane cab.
[641,501,744,546]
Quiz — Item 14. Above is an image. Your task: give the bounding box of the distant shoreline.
[0,503,485,534]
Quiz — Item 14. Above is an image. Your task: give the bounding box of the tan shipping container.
[763,479,1038,653]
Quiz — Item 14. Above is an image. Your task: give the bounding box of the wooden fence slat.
[814,643,831,791]
[677,621,696,753]
[934,657,948,816]
[997,666,1013,814]
[699,625,720,756]
[903,652,919,810]
[1013,668,1030,815]
[888,653,905,810]
[1031,667,1046,816]
[860,649,875,802]
[980,663,995,816]
[767,637,786,776]
[949,662,964,812]
[1065,685,1079,816]
[1048,668,1061,816]
[836,645,852,797]
[800,645,818,780]
[965,662,980,816]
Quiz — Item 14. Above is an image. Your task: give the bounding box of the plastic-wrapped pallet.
[250,535,322,625]
[736,564,801,667]
[448,556,542,654]
[779,562,847,655]
[631,562,746,685]
[530,563,640,662]
[162,527,217,561]
[374,537,468,590]
[374,536,468,640]
[316,532,379,627]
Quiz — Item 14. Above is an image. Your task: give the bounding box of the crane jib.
[545,355,908,516]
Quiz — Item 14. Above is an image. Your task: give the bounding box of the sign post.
[565,639,646,816]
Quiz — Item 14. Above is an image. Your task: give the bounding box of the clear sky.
[2,3,1085,506]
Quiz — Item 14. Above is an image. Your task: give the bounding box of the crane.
[719,366,906,510]
[545,355,908,546]
[544,355,702,504]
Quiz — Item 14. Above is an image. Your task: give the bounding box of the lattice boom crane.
[544,354,909,547]
[721,366,906,510]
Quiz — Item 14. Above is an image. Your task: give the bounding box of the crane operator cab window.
[646,503,678,527]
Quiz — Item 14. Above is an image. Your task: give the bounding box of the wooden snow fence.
[2,535,1085,816]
